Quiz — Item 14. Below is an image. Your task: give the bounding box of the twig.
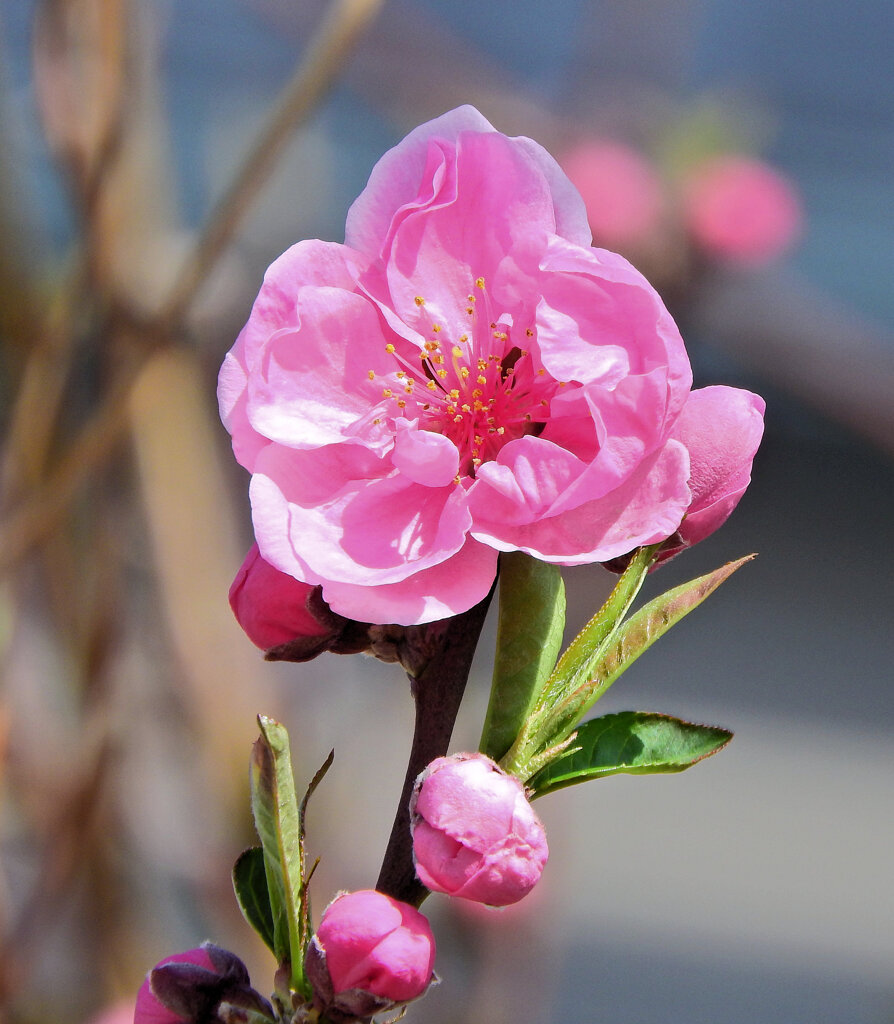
[376,589,494,907]
[158,0,385,327]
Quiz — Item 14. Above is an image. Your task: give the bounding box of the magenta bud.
[134,943,272,1024]
[304,889,437,1022]
[229,544,370,661]
[410,753,548,907]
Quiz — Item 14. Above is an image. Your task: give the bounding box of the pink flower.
[683,155,802,265]
[410,753,548,907]
[305,889,436,1021]
[219,105,762,625]
[560,140,666,250]
[135,944,271,1024]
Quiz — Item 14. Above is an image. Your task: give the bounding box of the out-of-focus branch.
[689,267,894,457]
[158,0,385,327]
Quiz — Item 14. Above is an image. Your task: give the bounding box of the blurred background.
[1,1,892,1021]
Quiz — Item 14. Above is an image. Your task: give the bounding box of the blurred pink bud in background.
[305,889,437,1021]
[411,753,548,907]
[683,155,803,265]
[560,140,666,250]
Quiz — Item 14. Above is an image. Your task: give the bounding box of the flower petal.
[471,440,691,563]
[321,538,498,626]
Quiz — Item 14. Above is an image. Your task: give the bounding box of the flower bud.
[135,943,272,1024]
[229,544,368,661]
[410,753,548,907]
[305,890,437,1022]
[660,386,766,561]
[683,154,802,265]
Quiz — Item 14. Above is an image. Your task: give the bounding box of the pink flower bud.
[560,140,666,250]
[135,943,271,1024]
[410,753,548,907]
[229,543,337,652]
[684,155,802,265]
[659,386,766,561]
[305,890,437,1021]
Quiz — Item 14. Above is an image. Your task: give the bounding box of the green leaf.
[501,545,657,776]
[480,552,566,762]
[513,553,753,780]
[233,847,276,954]
[250,716,309,997]
[529,711,733,797]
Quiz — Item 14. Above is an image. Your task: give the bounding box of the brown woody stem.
[375,589,494,906]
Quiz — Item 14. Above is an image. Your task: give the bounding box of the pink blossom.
[683,155,802,265]
[410,753,548,907]
[305,889,436,1020]
[560,140,666,250]
[219,105,761,625]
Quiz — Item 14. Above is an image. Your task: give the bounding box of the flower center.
[369,277,562,479]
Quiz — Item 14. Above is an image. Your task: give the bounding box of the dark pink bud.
[305,890,436,1021]
[410,753,548,907]
[684,155,802,265]
[134,943,272,1024]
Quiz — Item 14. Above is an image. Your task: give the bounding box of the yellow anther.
[460,367,470,379]
[385,343,396,353]
[437,369,448,378]
[559,381,567,387]
[404,386,413,395]
[449,389,460,400]
[459,334,469,343]
[472,389,483,399]
[453,474,462,485]
[472,457,482,466]
[454,414,463,423]
[433,324,441,333]
[461,404,472,413]
[497,426,505,435]
[477,375,487,385]
[414,296,425,306]
[537,368,545,376]
[426,379,437,390]
[382,388,393,398]
[452,346,463,358]
[466,307,474,315]
[396,370,405,378]
[526,328,534,337]
[373,418,382,425]
[425,341,439,351]
[475,277,485,289]
[367,370,375,380]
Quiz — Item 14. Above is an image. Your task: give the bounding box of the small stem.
[376,590,494,906]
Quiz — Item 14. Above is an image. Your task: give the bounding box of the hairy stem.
[376,589,494,906]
